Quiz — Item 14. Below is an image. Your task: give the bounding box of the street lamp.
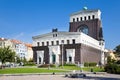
[61,40,64,68]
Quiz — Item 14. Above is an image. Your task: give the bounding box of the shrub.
[89,62,97,67]
[84,62,97,67]
[24,62,36,66]
[84,62,89,67]
[38,64,56,68]
[64,63,76,66]
[104,63,120,74]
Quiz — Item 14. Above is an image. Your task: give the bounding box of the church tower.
[69,7,103,40]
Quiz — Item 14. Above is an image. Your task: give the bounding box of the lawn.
[0,66,104,74]
[0,68,68,74]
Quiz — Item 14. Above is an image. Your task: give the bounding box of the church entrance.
[52,54,56,64]
[39,57,41,64]
[69,56,72,63]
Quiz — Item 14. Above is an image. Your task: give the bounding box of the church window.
[80,17,82,21]
[92,15,95,19]
[88,16,90,20]
[56,41,59,45]
[67,40,70,44]
[77,25,89,35]
[47,41,49,46]
[77,18,79,21]
[84,16,86,20]
[72,39,75,44]
[42,42,44,46]
[51,41,54,45]
[61,40,64,44]
[37,42,40,46]
[73,18,75,22]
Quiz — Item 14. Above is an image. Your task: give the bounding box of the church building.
[32,7,105,66]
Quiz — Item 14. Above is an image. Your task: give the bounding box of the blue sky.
[0,0,120,49]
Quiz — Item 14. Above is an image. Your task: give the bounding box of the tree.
[0,46,16,63]
[114,45,120,57]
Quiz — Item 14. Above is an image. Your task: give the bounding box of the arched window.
[77,25,89,35]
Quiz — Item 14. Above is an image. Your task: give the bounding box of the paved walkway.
[0,73,120,80]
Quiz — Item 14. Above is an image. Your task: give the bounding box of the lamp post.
[61,40,64,68]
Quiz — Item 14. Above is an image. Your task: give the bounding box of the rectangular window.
[92,15,95,19]
[67,40,70,44]
[61,40,64,44]
[51,41,54,45]
[56,41,59,45]
[77,18,79,21]
[84,16,86,20]
[37,42,40,46]
[42,42,44,46]
[80,17,82,21]
[72,39,75,44]
[88,16,90,20]
[73,18,75,22]
[47,41,49,46]
[53,34,57,37]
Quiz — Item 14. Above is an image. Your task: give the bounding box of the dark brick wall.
[62,44,81,64]
[80,44,101,64]
[32,44,101,65]
[69,19,101,40]
[32,46,49,64]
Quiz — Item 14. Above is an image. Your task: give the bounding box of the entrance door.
[52,54,56,64]
[39,57,41,64]
[69,57,72,63]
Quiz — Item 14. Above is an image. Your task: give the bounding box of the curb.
[0,72,106,76]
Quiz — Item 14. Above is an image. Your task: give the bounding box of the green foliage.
[114,44,120,57]
[116,60,120,64]
[38,64,56,68]
[16,56,21,63]
[63,63,76,66]
[107,56,116,64]
[0,68,68,74]
[0,46,16,63]
[24,62,36,66]
[84,62,97,67]
[28,58,33,62]
[104,63,120,74]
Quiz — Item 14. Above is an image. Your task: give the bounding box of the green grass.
[0,66,104,74]
[82,67,104,72]
[0,68,68,74]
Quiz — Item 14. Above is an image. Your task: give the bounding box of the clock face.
[77,25,89,35]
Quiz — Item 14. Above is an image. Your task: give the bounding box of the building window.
[42,42,44,46]
[77,25,89,35]
[56,41,59,45]
[88,16,90,20]
[37,42,40,46]
[51,41,54,45]
[80,17,82,21]
[53,34,57,37]
[77,18,79,21]
[84,16,86,20]
[67,40,70,44]
[73,18,75,22]
[61,40,64,44]
[72,39,75,44]
[47,41,49,46]
[92,15,95,19]
[69,57,72,62]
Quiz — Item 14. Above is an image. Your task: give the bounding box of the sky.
[0,0,120,49]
